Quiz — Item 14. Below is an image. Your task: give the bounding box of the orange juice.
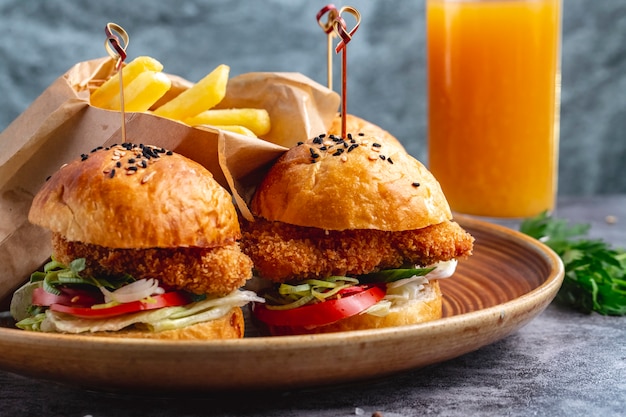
[427,0,561,218]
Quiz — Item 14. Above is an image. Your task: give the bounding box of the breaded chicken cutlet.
[241,218,473,282]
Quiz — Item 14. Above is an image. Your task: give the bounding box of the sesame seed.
[372,143,382,148]
[127,166,138,171]
[116,161,122,168]
[347,133,353,140]
[109,168,116,178]
[313,136,323,144]
[347,144,359,152]
[142,171,156,184]
[81,154,88,161]
[412,182,421,187]
[297,141,304,146]
[166,151,173,155]
[371,146,381,152]
[341,155,348,162]
[379,155,387,161]
[128,158,136,164]
[126,169,136,175]
[358,133,365,136]
[387,157,394,164]
[333,148,345,156]
[111,155,121,161]
[368,153,378,160]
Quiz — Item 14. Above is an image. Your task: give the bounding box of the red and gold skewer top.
[316,5,361,138]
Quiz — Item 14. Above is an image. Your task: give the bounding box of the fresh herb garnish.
[520,212,626,315]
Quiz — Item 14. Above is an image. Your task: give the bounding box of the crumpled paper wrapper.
[0,57,340,302]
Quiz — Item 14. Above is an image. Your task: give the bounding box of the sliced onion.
[100,278,165,304]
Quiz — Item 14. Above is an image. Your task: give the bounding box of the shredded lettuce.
[41,290,263,334]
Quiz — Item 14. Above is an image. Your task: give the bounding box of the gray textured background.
[1,0,624,196]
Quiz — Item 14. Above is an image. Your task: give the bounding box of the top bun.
[251,134,452,231]
[328,113,405,150]
[29,143,240,249]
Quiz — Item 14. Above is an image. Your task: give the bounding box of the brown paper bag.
[0,57,339,302]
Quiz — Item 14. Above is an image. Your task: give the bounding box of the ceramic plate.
[0,217,564,393]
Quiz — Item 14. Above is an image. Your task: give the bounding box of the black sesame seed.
[319,146,327,151]
[347,144,359,152]
[116,161,122,168]
[166,150,173,156]
[127,166,138,171]
[412,182,421,187]
[387,157,394,164]
[46,175,51,181]
[347,133,353,140]
[379,155,386,161]
[319,133,326,138]
[81,154,88,161]
[297,141,304,146]
[109,168,116,178]
[333,149,345,156]
[141,160,148,168]
[313,136,323,145]
[128,158,136,164]
[358,133,365,136]
[372,143,382,148]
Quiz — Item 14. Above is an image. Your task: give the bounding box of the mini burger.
[241,132,474,335]
[10,143,261,339]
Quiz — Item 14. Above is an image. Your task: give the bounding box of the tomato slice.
[253,285,385,328]
[49,291,191,319]
[32,287,102,307]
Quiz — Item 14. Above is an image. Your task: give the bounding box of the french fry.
[102,71,172,112]
[153,64,230,121]
[90,56,163,108]
[213,125,257,137]
[185,108,271,136]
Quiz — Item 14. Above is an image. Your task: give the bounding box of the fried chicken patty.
[51,233,253,295]
[240,219,474,282]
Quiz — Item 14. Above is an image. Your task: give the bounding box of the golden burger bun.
[90,307,245,340]
[29,144,240,249]
[251,134,452,231]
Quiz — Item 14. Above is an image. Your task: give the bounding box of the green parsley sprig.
[520,212,626,315]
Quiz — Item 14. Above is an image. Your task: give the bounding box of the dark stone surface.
[1,0,625,195]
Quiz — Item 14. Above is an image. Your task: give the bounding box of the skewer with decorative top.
[316,5,361,139]
[104,22,130,143]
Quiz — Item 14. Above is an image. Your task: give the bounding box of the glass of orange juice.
[427,0,562,218]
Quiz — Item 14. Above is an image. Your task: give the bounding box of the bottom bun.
[267,281,442,336]
[90,307,245,340]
